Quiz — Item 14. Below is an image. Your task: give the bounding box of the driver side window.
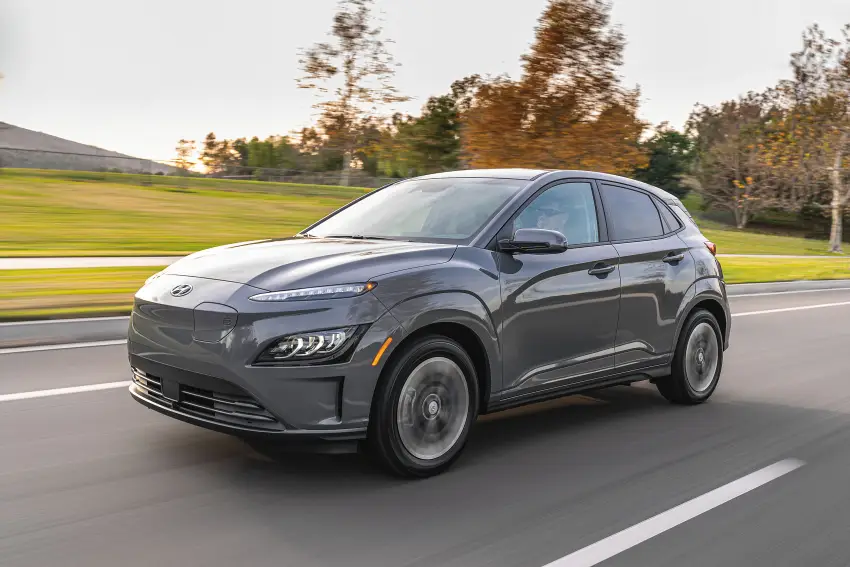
[513,182,599,246]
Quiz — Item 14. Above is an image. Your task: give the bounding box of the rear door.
[598,183,695,370]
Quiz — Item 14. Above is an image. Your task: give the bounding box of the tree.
[200,133,221,173]
[688,93,782,229]
[198,132,239,175]
[297,0,407,186]
[775,24,850,251]
[174,139,196,172]
[633,124,695,198]
[816,25,850,252]
[462,0,647,174]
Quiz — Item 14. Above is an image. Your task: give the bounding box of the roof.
[417,168,550,181]
[412,168,683,205]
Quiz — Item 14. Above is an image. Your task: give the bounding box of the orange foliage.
[462,0,648,175]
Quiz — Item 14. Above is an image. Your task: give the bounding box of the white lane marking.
[0,381,131,403]
[542,459,805,567]
[730,287,850,298]
[733,301,850,318]
[0,339,127,355]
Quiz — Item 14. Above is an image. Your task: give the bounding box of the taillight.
[705,241,717,256]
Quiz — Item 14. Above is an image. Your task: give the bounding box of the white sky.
[1,0,849,160]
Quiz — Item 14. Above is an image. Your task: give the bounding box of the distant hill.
[0,122,177,174]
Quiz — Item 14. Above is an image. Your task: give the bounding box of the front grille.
[131,367,284,431]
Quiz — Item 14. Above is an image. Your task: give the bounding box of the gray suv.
[129,169,730,478]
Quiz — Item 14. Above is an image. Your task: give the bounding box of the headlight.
[249,282,375,302]
[255,326,360,365]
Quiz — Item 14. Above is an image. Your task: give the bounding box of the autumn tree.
[174,139,196,172]
[790,24,850,252]
[462,0,648,174]
[688,93,783,229]
[297,0,407,186]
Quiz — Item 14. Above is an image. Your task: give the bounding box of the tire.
[656,309,723,405]
[367,335,479,478]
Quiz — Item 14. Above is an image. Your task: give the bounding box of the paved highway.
[2,289,850,566]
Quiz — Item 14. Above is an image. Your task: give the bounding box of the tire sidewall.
[675,310,723,401]
[378,336,479,475]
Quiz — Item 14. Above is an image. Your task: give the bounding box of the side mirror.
[499,228,568,254]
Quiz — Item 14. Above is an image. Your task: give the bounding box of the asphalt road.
[2,290,850,566]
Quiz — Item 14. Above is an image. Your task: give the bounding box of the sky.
[1,0,849,161]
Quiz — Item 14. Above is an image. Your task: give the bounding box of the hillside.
[0,122,176,174]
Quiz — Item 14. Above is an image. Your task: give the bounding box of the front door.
[598,182,695,369]
[497,181,621,399]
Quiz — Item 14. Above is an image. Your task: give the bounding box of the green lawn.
[702,227,843,256]
[720,257,850,284]
[0,169,845,257]
[0,171,367,256]
[679,192,845,256]
[0,266,163,320]
[3,171,848,321]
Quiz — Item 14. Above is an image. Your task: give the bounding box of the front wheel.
[367,335,479,478]
[656,309,723,405]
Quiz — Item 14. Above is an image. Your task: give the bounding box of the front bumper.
[129,376,366,442]
[127,273,403,441]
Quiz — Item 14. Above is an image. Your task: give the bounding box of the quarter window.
[513,182,600,246]
[657,200,683,233]
[601,184,663,241]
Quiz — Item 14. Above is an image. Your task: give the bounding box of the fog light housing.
[255,326,362,365]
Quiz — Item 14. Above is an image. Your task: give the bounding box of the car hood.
[162,237,457,291]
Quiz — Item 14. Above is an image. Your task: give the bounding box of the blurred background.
[4,3,850,567]
[1,0,850,320]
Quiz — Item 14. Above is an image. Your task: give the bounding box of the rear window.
[600,184,664,241]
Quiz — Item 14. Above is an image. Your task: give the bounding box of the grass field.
[0,266,163,320]
[720,257,850,284]
[3,258,849,320]
[0,168,846,257]
[0,170,367,256]
[2,169,850,320]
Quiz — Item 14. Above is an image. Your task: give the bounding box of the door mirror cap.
[499,228,568,254]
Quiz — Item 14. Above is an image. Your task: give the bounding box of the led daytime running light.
[250,282,375,302]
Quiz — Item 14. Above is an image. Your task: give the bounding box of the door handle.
[663,252,685,264]
[588,263,616,276]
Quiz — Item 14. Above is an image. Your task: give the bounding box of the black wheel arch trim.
[383,293,502,408]
[672,282,730,352]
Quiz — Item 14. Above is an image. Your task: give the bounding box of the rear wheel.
[656,309,723,404]
[367,335,479,478]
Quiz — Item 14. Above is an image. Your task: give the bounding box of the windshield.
[305,177,526,242]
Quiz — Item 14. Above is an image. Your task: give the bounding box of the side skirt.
[483,363,671,414]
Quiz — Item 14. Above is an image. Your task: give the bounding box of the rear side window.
[657,201,683,233]
[600,184,663,241]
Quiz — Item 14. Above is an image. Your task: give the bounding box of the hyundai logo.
[170,284,193,297]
